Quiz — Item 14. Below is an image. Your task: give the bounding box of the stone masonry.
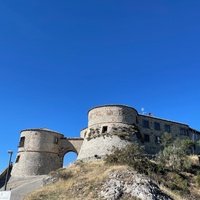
[11,105,200,177]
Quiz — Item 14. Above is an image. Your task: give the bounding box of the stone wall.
[88,105,137,127]
[78,105,140,160]
[77,135,133,160]
[67,138,83,154]
[11,129,64,177]
[79,105,200,158]
[11,129,83,177]
[12,151,62,176]
[137,115,199,154]
[11,104,200,177]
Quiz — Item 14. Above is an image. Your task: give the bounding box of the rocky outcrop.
[24,161,173,200]
[100,170,172,200]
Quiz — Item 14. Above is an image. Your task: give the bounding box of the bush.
[105,143,191,195]
[160,132,173,149]
[157,138,193,172]
[165,172,189,194]
[104,143,143,165]
[104,144,162,176]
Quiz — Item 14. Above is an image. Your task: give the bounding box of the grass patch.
[25,161,127,200]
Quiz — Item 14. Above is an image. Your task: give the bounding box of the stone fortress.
[11,105,200,177]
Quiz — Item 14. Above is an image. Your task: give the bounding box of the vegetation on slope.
[25,136,200,200]
[25,161,132,200]
[105,137,200,199]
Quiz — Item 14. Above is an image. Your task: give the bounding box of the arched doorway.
[62,151,78,167]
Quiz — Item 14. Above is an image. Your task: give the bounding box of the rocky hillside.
[25,141,200,200]
[25,160,179,200]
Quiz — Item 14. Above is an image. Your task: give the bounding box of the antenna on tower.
[141,107,145,115]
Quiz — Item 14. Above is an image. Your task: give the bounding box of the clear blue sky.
[0,0,200,171]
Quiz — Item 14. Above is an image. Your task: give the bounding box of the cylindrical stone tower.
[78,105,139,160]
[11,128,64,177]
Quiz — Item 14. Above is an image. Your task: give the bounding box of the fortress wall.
[58,138,84,160]
[11,104,200,177]
[137,115,192,154]
[88,105,137,127]
[67,139,83,154]
[11,129,64,177]
[81,122,139,139]
[11,152,61,176]
[77,135,132,160]
[80,128,87,138]
[138,115,190,137]
[78,122,139,160]
[19,130,64,153]
[78,105,139,160]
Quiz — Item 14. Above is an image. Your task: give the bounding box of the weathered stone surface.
[88,105,137,127]
[11,104,200,178]
[77,135,133,160]
[100,170,172,200]
[11,129,83,177]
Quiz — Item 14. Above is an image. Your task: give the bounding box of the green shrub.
[104,143,143,165]
[157,138,193,172]
[105,143,191,195]
[104,144,162,176]
[165,172,189,194]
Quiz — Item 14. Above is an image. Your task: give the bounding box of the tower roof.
[20,128,63,135]
[88,104,138,114]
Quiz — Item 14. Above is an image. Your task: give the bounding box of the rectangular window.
[54,137,59,144]
[164,124,171,133]
[154,122,160,130]
[180,128,189,136]
[144,134,150,142]
[142,120,150,128]
[16,155,20,163]
[102,126,108,133]
[19,137,25,147]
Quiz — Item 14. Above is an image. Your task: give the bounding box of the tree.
[157,138,194,172]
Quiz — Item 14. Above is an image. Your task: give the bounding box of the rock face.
[24,161,173,200]
[100,170,172,200]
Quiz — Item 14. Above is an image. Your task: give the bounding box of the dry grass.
[24,159,200,200]
[25,161,127,200]
[188,155,200,166]
[160,172,200,200]
[160,185,188,200]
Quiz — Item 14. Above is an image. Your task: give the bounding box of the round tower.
[11,129,64,177]
[78,105,139,160]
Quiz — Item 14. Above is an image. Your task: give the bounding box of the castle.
[11,105,200,177]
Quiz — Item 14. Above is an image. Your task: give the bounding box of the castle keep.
[11,105,200,177]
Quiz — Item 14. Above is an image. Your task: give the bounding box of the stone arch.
[59,138,83,166]
[62,150,78,167]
